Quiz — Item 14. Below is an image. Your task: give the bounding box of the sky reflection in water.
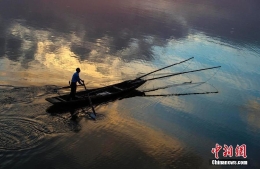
[0,0,260,168]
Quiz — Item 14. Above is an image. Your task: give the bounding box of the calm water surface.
[0,0,260,168]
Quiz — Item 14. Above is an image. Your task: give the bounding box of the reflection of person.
[69,68,84,100]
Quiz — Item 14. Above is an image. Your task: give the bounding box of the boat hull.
[45,79,146,106]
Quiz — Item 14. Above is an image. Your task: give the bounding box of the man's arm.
[80,79,84,84]
[77,75,84,85]
[75,73,83,85]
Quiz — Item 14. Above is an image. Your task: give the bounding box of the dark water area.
[0,0,260,168]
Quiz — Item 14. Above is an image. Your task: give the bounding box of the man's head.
[76,68,81,73]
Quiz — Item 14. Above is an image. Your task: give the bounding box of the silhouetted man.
[69,68,84,100]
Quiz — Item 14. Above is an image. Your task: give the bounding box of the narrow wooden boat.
[45,57,221,107]
[45,79,146,106]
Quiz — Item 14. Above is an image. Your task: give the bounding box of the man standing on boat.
[69,68,84,100]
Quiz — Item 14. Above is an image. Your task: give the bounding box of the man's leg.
[69,82,76,100]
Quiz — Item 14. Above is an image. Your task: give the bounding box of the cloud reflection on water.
[90,101,208,168]
[1,0,259,69]
[0,0,260,168]
[0,0,195,65]
[241,98,260,130]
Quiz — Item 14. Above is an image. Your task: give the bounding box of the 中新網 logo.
[211,144,247,159]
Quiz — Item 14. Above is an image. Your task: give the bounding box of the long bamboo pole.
[145,66,221,81]
[144,91,219,97]
[136,57,194,79]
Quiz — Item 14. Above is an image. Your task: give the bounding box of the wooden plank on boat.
[96,91,111,96]
[56,97,67,102]
[113,86,123,91]
[45,98,62,104]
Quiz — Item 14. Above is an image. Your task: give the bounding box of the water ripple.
[0,85,60,113]
[0,114,83,151]
[0,117,51,151]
